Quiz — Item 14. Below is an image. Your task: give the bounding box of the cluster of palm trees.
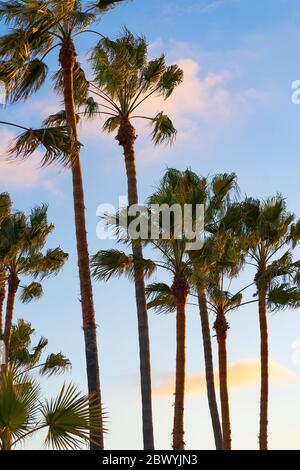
[92,169,300,450]
[0,0,298,452]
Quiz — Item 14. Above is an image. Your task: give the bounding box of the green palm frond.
[81,96,100,119]
[30,248,69,279]
[146,282,176,314]
[157,64,184,98]
[152,112,177,146]
[9,59,48,102]
[103,115,120,132]
[68,10,96,32]
[53,62,89,105]
[268,284,300,311]
[43,110,73,127]
[0,370,40,446]
[91,249,156,282]
[41,383,102,450]
[40,353,71,377]
[9,126,75,167]
[91,249,133,281]
[20,282,43,303]
[93,0,128,12]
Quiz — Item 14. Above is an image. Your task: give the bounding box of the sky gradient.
[1,0,300,450]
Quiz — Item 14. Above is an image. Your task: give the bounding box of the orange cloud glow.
[153,360,296,398]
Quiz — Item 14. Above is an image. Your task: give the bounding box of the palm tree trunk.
[117,117,154,450]
[258,286,268,450]
[171,273,189,450]
[0,269,6,338]
[172,299,186,449]
[3,272,19,357]
[59,38,103,450]
[214,309,231,450]
[197,286,223,450]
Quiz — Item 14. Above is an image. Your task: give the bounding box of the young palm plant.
[0,0,128,449]
[87,31,182,449]
[0,205,68,357]
[0,373,101,450]
[239,196,300,450]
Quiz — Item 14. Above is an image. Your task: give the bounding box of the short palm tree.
[87,31,183,449]
[0,372,101,450]
[9,318,71,377]
[0,0,127,448]
[240,196,300,450]
[0,205,68,357]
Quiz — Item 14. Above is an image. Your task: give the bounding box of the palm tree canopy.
[0,372,102,450]
[9,318,71,376]
[0,204,68,281]
[90,30,183,144]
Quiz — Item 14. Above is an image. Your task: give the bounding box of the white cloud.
[0,129,62,192]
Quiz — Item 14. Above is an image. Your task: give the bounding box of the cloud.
[153,360,296,398]
[0,129,62,193]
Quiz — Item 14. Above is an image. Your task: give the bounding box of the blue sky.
[1,0,300,450]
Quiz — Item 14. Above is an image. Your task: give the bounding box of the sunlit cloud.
[153,360,297,398]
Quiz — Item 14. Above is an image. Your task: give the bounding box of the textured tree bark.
[59,38,103,450]
[172,273,189,450]
[197,286,223,450]
[258,285,268,450]
[117,117,154,450]
[214,309,231,450]
[3,272,19,358]
[0,269,6,338]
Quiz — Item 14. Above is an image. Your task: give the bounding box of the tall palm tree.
[91,239,189,450]
[0,0,127,448]
[202,235,245,451]
[0,205,68,356]
[240,196,300,450]
[86,31,182,449]
[146,168,239,450]
[0,193,11,338]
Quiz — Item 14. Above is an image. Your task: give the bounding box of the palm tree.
[0,0,127,448]
[240,196,300,450]
[0,193,11,338]
[9,318,71,376]
[0,369,101,450]
[86,31,182,449]
[146,168,239,450]
[0,205,68,357]
[0,317,101,451]
[202,235,245,451]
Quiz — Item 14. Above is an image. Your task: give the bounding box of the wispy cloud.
[153,360,296,398]
[0,129,62,193]
[163,0,242,16]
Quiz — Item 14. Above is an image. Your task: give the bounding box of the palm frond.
[152,112,177,146]
[41,383,102,450]
[9,126,75,167]
[40,353,71,377]
[20,282,43,303]
[146,282,176,314]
